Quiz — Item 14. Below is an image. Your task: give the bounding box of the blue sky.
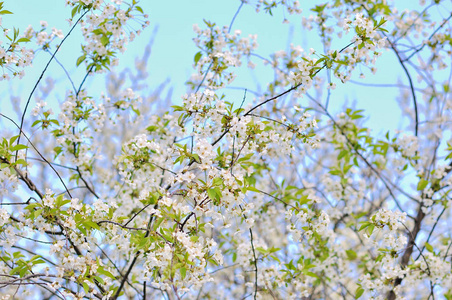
[1,0,434,136]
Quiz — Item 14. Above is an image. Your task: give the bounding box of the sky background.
[0,0,418,137]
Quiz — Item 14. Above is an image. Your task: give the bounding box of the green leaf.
[85,220,100,230]
[212,177,223,186]
[171,105,184,112]
[338,149,348,160]
[19,266,28,277]
[180,267,187,279]
[326,60,333,68]
[303,271,319,278]
[207,188,218,201]
[208,258,219,266]
[191,153,202,164]
[76,55,86,66]
[101,36,109,46]
[13,252,24,259]
[270,255,280,263]
[0,9,13,15]
[367,224,375,235]
[30,255,42,261]
[417,179,428,191]
[10,266,22,275]
[425,242,434,253]
[94,276,104,285]
[246,186,259,193]
[92,29,103,35]
[71,6,79,18]
[256,247,267,255]
[194,51,202,65]
[153,217,165,231]
[33,209,43,219]
[10,144,28,152]
[33,259,45,265]
[345,249,357,260]
[82,282,90,294]
[14,159,27,166]
[355,287,364,299]
[32,120,41,127]
[135,5,143,14]
[9,135,18,145]
[17,37,30,43]
[97,267,116,280]
[358,221,371,231]
[303,264,316,270]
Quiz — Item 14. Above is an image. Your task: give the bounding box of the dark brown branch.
[239,204,258,300]
[387,161,452,299]
[0,113,72,198]
[1,157,43,199]
[244,41,354,117]
[386,39,419,136]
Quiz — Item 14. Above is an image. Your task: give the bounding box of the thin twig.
[239,205,258,300]
[17,11,89,149]
[0,113,72,198]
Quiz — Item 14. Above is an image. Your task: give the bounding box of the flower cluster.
[371,208,406,231]
[0,8,34,80]
[23,21,64,48]
[191,22,258,89]
[68,0,149,72]
[0,166,18,196]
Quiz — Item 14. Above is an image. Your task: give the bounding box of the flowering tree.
[1,0,452,299]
